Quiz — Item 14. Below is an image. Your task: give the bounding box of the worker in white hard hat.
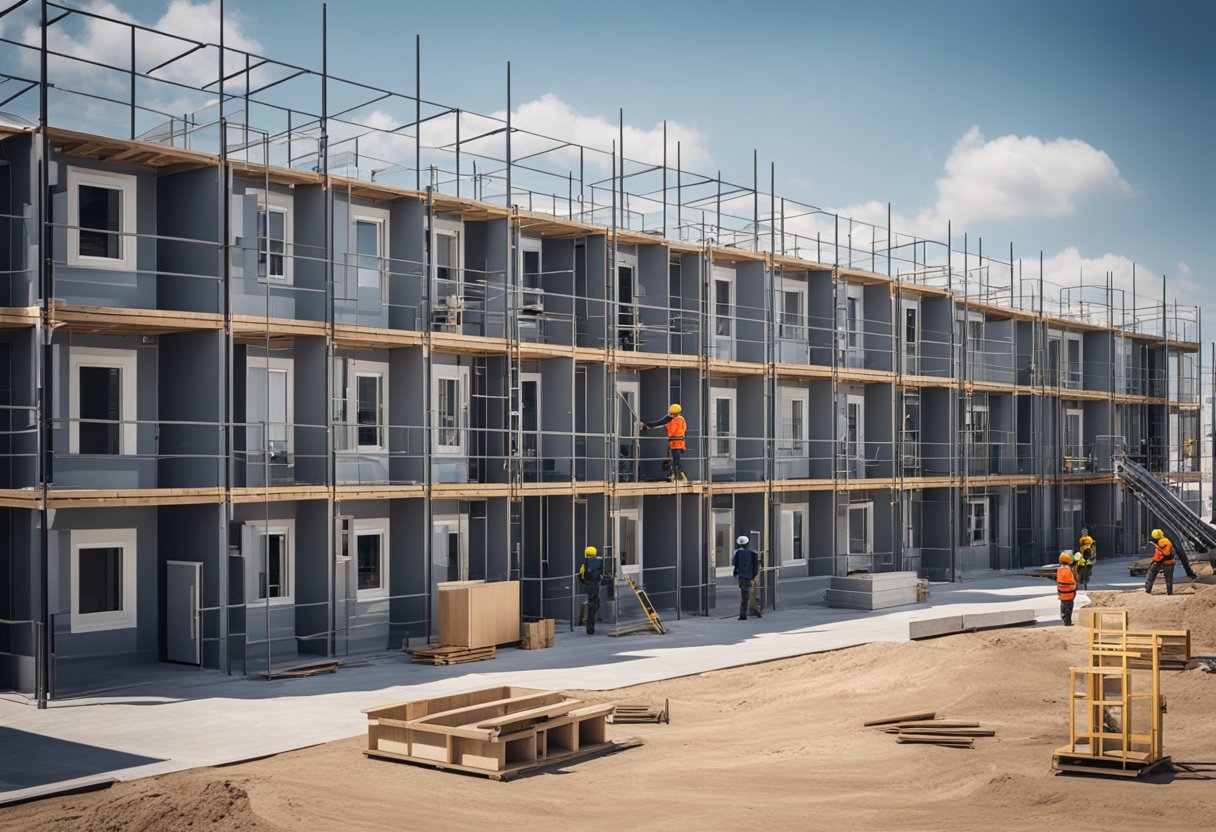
[578,546,604,634]
[731,535,762,620]
[641,403,688,482]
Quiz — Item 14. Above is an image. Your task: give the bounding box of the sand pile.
[5,777,281,832]
[1087,582,1216,650]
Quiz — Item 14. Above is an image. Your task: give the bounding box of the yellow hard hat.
[1080,536,1093,546]
[668,403,682,415]
[1151,529,1163,540]
[1059,552,1073,564]
[584,546,597,557]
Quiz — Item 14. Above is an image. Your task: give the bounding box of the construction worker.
[731,535,762,620]
[1076,533,1096,590]
[1056,552,1077,626]
[641,403,688,482]
[578,546,604,634]
[1144,529,1176,596]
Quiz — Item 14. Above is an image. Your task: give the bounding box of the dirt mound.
[1086,583,1216,651]
[4,776,281,832]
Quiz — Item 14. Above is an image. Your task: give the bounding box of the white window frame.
[352,206,390,302]
[247,189,294,284]
[1064,333,1083,389]
[845,393,865,466]
[710,386,736,459]
[66,166,137,271]
[779,386,809,455]
[778,277,807,341]
[520,371,542,456]
[354,517,390,600]
[69,346,137,455]
[519,235,544,310]
[711,265,735,359]
[712,508,735,578]
[246,355,295,454]
[247,519,296,607]
[845,282,864,350]
[432,364,470,456]
[846,502,874,555]
[780,504,808,565]
[431,216,464,295]
[70,527,138,633]
[616,505,643,576]
[433,512,469,583]
[1064,407,1084,459]
[966,498,989,546]
[348,358,389,452]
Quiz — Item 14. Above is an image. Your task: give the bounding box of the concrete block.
[825,586,920,611]
[909,615,965,640]
[961,611,1009,630]
[831,572,920,593]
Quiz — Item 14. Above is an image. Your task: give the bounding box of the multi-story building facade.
[0,4,1204,699]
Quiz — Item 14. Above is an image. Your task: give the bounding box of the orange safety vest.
[1056,565,1077,601]
[1153,538,1175,564]
[665,415,687,450]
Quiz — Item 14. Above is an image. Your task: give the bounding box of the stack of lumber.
[864,711,995,749]
[408,644,496,666]
[521,619,555,650]
[610,699,670,724]
[363,686,628,780]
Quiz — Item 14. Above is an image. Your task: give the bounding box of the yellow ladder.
[625,574,667,634]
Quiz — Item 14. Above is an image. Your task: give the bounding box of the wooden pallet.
[408,645,496,665]
[364,738,642,781]
[610,699,670,724]
[1053,753,1173,779]
[261,660,341,679]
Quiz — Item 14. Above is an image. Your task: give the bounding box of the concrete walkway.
[0,561,1147,805]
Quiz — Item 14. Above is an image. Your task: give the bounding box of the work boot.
[738,615,747,621]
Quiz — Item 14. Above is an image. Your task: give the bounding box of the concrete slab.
[824,587,920,610]
[0,560,1146,806]
[909,615,965,640]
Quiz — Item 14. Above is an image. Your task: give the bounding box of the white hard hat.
[737,535,749,546]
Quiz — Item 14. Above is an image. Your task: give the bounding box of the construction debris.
[866,714,994,749]
[408,645,497,666]
[261,660,341,680]
[610,700,670,724]
[363,687,630,780]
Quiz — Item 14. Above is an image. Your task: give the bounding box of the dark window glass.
[79,366,121,454]
[357,375,380,447]
[78,546,122,614]
[357,534,382,590]
[79,184,122,259]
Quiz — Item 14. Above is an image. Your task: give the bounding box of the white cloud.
[1038,247,1202,310]
[934,126,1131,226]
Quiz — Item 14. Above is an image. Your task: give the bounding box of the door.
[713,508,735,578]
[777,278,807,362]
[842,283,864,367]
[847,503,873,571]
[711,266,735,360]
[431,513,468,630]
[777,386,809,478]
[617,507,642,578]
[166,560,202,665]
[617,380,640,480]
[520,372,542,481]
[617,254,637,350]
[779,505,807,566]
[845,393,865,477]
[1064,408,1084,471]
[519,237,544,340]
[710,387,736,478]
[901,299,919,375]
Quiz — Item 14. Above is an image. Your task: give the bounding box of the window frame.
[432,364,470,456]
[712,507,735,577]
[778,277,806,341]
[353,518,390,600]
[249,189,294,284]
[431,215,464,296]
[70,527,138,633]
[778,386,809,456]
[246,355,295,454]
[351,206,390,301]
[710,386,736,459]
[780,503,808,565]
[66,166,137,271]
[966,498,989,546]
[347,358,389,452]
[616,505,643,576]
[247,519,296,607]
[69,346,138,455]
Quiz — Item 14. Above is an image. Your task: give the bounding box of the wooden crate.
[438,580,521,649]
[363,686,621,780]
[521,618,555,650]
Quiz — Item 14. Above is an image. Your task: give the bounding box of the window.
[778,387,808,455]
[342,359,388,452]
[967,499,989,546]
[432,365,469,454]
[845,394,865,466]
[67,167,137,270]
[248,520,294,605]
[247,356,294,455]
[713,509,735,576]
[781,505,807,565]
[617,507,642,575]
[353,211,388,297]
[431,217,463,292]
[779,285,805,340]
[847,503,872,555]
[355,520,389,599]
[714,276,733,337]
[711,388,736,458]
[70,528,137,633]
[520,237,543,309]
[258,206,287,280]
[69,347,137,455]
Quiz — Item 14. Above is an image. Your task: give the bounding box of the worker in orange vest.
[641,403,688,482]
[1144,529,1176,595]
[1056,552,1077,626]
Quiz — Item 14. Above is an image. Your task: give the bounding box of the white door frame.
[847,501,874,555]
[711,265,736,360]
[780,503,808,565]
[845,392,865,475]
[901,297,919,375]
[712,508,735,577]
[432,364,470,456]
[616,506,642,577]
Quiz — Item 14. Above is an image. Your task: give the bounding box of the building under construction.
[0,2,1205,699]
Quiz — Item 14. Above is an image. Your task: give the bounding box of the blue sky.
[4,0,1213,308]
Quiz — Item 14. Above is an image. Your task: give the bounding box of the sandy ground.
[4,585,1214,832]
